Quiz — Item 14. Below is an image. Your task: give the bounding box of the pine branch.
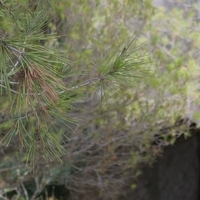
[0,0,15,18]
[69,42,150,92]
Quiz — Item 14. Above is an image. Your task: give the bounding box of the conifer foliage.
[0,0,149,164]
[0,1,72,163]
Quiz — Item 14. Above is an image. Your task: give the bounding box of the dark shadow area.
[125,128,200,200]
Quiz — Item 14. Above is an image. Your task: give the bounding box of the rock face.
[133,1,200,197]
[153,0,199,10]
[128,132,200,200]
[156,135,199,200]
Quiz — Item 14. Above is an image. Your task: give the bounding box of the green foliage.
[0,1,73,164]
[1,0,200,199]
[0,0,150,165]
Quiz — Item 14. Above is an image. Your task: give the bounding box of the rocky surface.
[125,130,200,200]
[153,0,200,10]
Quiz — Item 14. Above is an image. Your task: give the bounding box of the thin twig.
[0,80,19,84]
[6,45,23,56]
[12,40,27,71]
[70,77,100,90]
[156,44,176,60]
[6,44,26,75]
[30,178,46,200]
[0,83,44,96]
[0,166,23,173]
[0,83,19,94]
[14,188,21,200]
[21,183,29,200]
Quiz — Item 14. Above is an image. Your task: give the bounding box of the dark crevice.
[196,130,200,200]
[128,122,200,200]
